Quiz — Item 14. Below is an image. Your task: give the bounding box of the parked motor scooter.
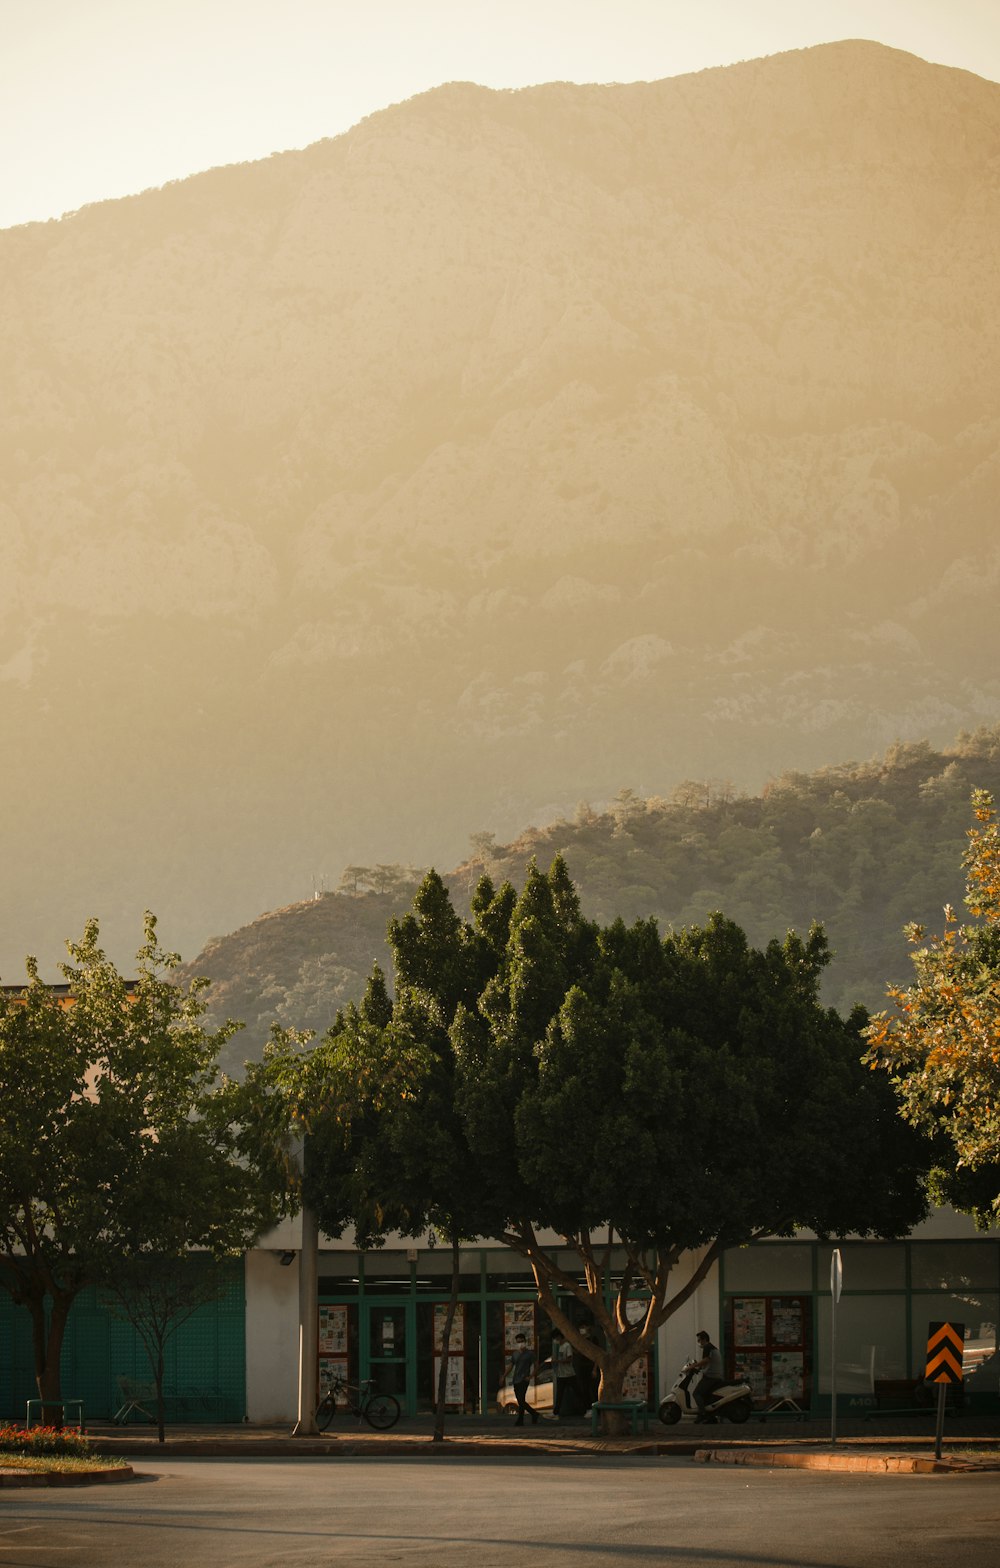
[658,1361,753,1425]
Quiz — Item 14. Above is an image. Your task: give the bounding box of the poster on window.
[771,1299,804,1345]
[504,1301,536,1348]
[433,1354,465,1406]
[770,1351,804,1400]
[434,1302,465,1353]
[732,1298,767,1346]
[318,1354,349,1403]
[622,1356,649,1400]
[737,1351,768,1401]
[319,1305,349,1355]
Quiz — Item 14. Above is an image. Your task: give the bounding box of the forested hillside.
[193,729,1000,1074]
[4,41,1000,974]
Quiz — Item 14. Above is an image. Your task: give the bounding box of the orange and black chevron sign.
[925,1321,965,1385]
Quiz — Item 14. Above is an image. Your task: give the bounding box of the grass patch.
[0,1454,130,1475]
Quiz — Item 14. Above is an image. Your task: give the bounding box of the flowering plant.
[0,1425,92,1458]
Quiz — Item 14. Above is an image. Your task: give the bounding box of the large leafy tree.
[0,915,275,1413]
[302,860,928,1424]
[865,790,1000,1224]
[302,875,498,1438]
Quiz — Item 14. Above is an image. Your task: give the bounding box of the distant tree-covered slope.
[191,728,1000,1074]
[4,41,1000,976]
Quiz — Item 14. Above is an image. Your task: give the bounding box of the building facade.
[2,1210,996,1424]
[245,1206,1000,1423]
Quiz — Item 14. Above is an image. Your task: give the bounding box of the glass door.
[366,1302,413,1410]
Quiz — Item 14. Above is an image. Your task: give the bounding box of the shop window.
[835,1243,905,1290]
[361,1252,413,1294]
[317,1303,359,1400]
[909,1293,998,1391]
[724,1244,812,1292]
[415,1301,482,1412]
[485,1250,537,1293]
[909,1242,999,1291]
[413,1251,482,1293]
[318,1252,360,1295]
[728,1295,811,1407]
[815,1294,907,1394]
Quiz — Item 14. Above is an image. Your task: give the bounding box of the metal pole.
[293,1201,319,1435]
[934,1381,946,1461]
[830,1248,842,1445]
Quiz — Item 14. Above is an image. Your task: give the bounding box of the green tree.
[304,880,497,1440]
[0,915,274,1415]
[865,790,1000,1223]
[301,862,928,1430]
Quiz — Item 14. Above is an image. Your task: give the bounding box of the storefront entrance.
[367,1302,411,1403]
[317,1245,658,1418]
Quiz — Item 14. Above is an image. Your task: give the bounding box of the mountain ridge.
[180,726,1000,1077]
[3,39,999,971]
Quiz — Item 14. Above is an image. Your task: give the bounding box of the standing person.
[692,1329,724,1420]
[572,1323,599,1416]
[509,1333,538,1426]
[550,1330,574,1419]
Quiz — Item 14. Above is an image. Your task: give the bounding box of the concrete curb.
[84,1425,1000,1470]
[0,1465,135,1490]
[694,1447,990,1475]
[90,1435,653,1460]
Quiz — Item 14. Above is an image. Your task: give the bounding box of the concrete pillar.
[292,1201,319,1435]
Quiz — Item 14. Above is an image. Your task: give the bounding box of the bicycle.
[316,1374,401,1431]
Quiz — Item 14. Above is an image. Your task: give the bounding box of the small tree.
[100,1254,231,1442]
[865,790,1000,1223]
[0,915,274,1415]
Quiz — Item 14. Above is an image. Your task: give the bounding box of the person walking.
[550,1330,574,1419]
[509,1334,538,1426]
[572,1323,599,1416]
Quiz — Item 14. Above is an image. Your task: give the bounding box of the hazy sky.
[3,0,999,230]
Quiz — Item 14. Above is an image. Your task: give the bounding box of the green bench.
[590,1399,650,1436]
[26,1398,85,1432]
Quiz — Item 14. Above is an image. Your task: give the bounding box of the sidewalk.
[83,1410,1000,1473]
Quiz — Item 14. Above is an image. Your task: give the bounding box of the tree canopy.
[865,790,1000,1225]
[298,859,929,1418]
[0,915,276,1406]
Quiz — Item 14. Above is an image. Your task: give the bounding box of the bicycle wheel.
[315,1395,336,1432]
[364,1393,401,1430]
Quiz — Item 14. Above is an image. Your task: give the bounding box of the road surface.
[2,1455,997,1567]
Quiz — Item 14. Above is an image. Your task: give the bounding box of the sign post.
[925,1322,964,1461]
[830,1248,843,1444]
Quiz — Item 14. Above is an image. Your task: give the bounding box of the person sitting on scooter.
[692,1330,724,1420]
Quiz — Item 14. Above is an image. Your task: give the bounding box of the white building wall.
[245,1217,303,1424]
[656,1247,720,1401]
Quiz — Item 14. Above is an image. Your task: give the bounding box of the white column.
[293,1202,319,1435]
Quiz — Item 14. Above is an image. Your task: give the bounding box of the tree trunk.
[155,1346,166,1444]
[35,1290,73,1427]
[432,1233,461,1443]
[593,1352,638,1436]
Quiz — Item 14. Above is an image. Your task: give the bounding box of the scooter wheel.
[659,1401,682,1426]
[726,1397,752,1424]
